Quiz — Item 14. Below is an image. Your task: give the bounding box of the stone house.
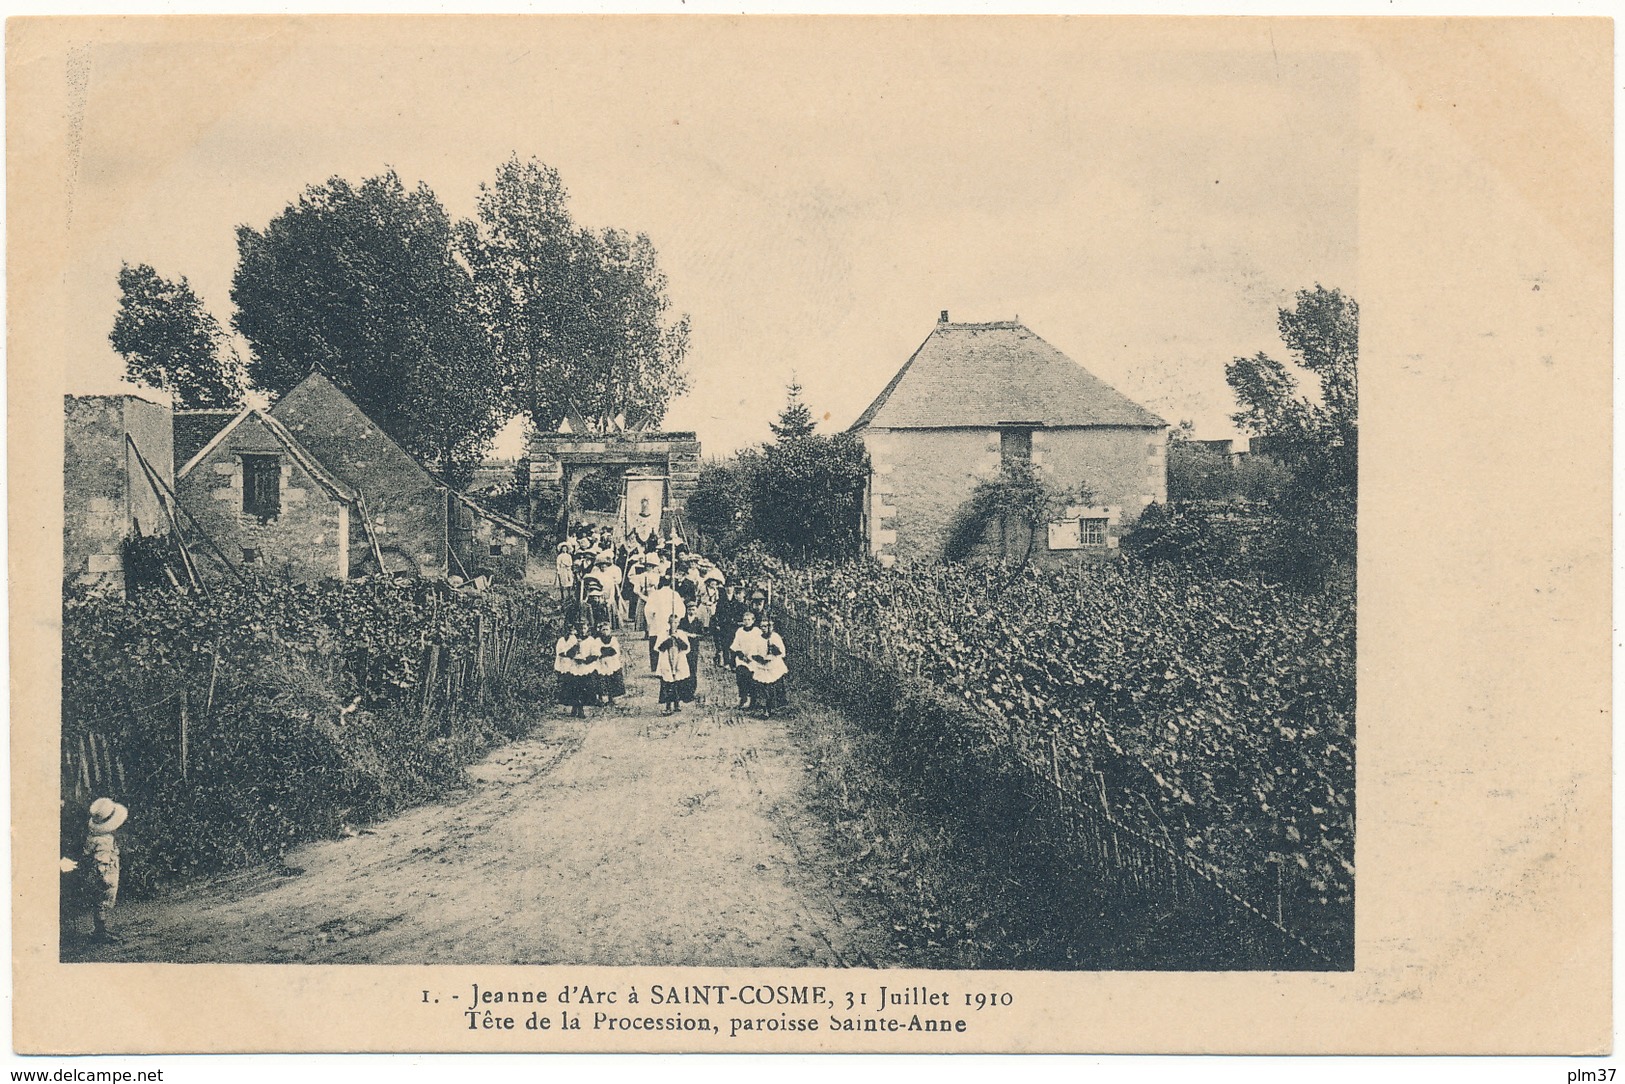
[174,407,358,581]
[63,388,175,590]
[172,371,530,583]
[267,372,450,577]
[448,491,532,583]
[850,313,1167,565]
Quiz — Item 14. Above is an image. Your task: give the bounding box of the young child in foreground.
[654,613,692,715]
[81,797,129,944]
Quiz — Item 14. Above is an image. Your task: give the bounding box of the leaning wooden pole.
[127,436,253,589]
[355,493,388,575]
[126,435,203,592]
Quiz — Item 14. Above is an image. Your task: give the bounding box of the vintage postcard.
[8,13,1611,1058]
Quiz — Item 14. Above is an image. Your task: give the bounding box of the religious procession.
[550,516,789,720]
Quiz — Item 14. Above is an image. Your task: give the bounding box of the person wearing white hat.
[82,797,128,944]
[554,542,576,605]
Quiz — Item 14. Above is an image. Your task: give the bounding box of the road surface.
[65,650,889,967]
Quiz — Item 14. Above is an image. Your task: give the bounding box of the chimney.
[939,310,949,324]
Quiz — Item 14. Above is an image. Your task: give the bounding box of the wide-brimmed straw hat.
[87,797,128,834]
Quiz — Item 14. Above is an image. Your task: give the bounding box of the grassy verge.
[784,676,1323,970]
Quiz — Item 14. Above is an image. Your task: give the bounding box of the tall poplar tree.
[231,170,506,487]
[464,155,691,435]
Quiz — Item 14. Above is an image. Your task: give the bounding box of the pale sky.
[59,17,1357,456]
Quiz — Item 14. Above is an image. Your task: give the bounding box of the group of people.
[723,602,788,715]
[551,613,628,718]
[552,517,791,718]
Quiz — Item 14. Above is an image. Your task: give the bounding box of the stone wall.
[860,424,1166,565]
[174,413,350,583]
[1035,425,1167,546]
[63,394,175,590]
[449,497,531,583]
[271,373,446,576]
[528,432,703,536]
[859,427,987,565]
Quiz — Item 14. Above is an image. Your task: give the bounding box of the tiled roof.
[850,319,1165,430]
[176,406,358,503]
[256,412,360,502]
[173,410,239,471]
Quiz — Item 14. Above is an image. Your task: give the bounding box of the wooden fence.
[776,596,1344,968]
[62,590,553,807]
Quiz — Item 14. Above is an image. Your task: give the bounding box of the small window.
[1081,517,1108,546]
[1000,427,1033,467]
[242,455,281,518]
[241,547,260,563]
[489,543,505,556]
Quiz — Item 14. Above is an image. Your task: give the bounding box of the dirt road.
[67,650,890,967]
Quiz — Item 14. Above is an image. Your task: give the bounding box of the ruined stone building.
[101,370,532,585]
[63,387,175,590]
[174,406,358,582]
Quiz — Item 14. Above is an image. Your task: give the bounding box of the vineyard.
[61,577,560,892]
[750,555,1355,966]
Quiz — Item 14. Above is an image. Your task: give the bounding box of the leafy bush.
[733,431,868,564]
[942,460,1090,567]
[1233,453,1293,503]
[687,460,754,555]
[62,576,560,892]
[1123,495,1351,592]
[1167,441,1233,502]
[765,557,1354,961]
[1121,500,1258,571]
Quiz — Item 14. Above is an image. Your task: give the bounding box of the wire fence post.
[178,688,189,782]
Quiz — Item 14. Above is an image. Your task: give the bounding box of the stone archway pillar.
[527,431,702,537]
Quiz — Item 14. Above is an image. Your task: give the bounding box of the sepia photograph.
[51,16,1355,975]
[10,11,1609,1060]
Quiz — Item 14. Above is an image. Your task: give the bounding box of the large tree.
[465,155,691,435]
[108,263,244,409]
[739,436,868,564]
[687,459,754,554]
[1227,284,1357,489]
[1225,284,1358,577]
[231,171,506,487]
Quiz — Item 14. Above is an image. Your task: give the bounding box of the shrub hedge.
[61,577,560,892]
[746,554,1354,960]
